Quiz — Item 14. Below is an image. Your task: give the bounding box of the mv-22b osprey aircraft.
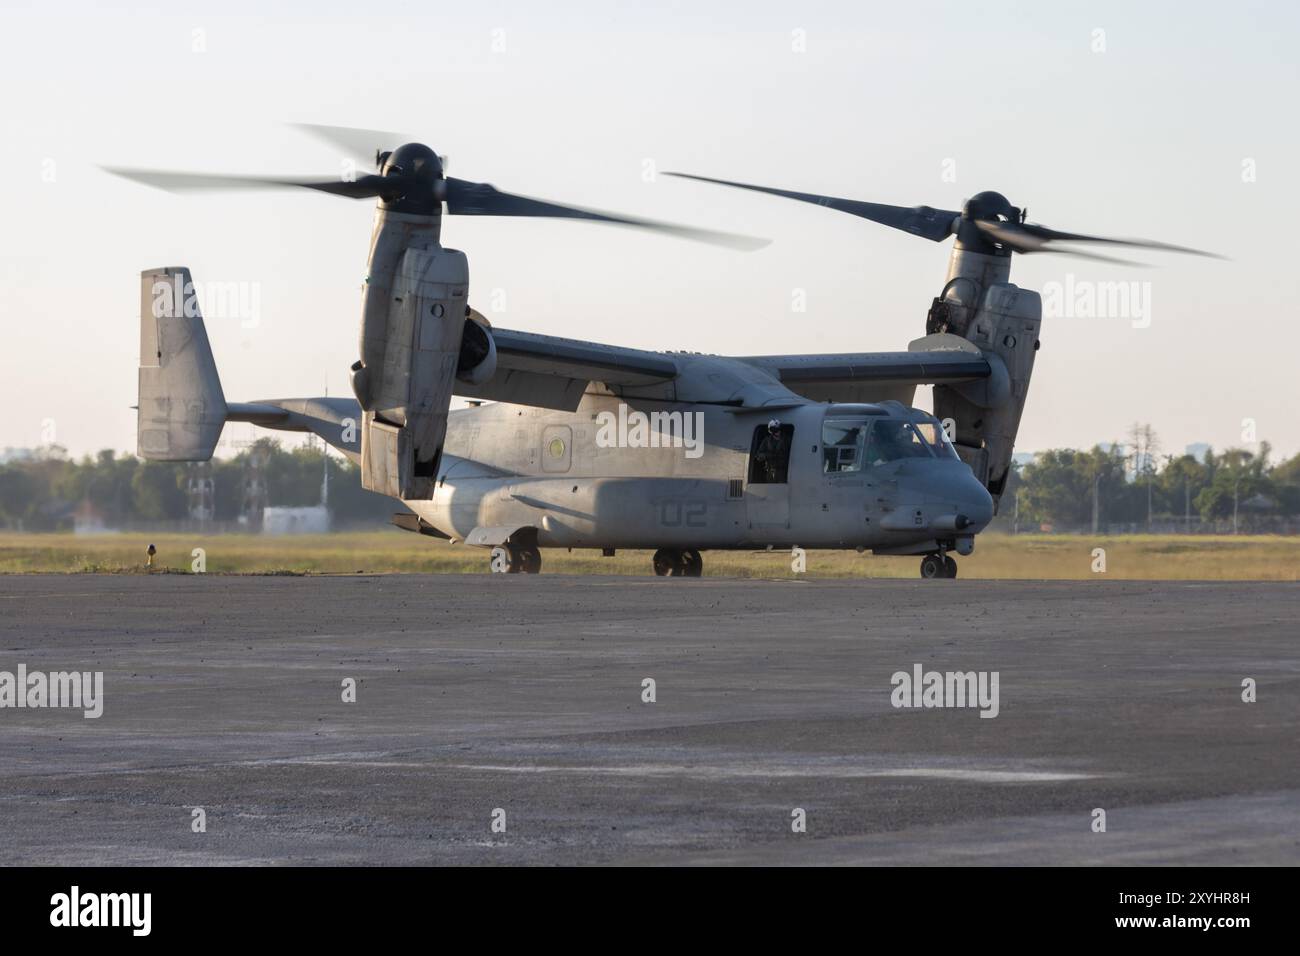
[112,126,1211,578]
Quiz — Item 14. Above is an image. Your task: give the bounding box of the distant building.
[72,499,114,535]
[1185,443,1211,463]
[262,506,330,534]
[1012,451,1037,467]
[0,447,37,464]
[261,447,332,534]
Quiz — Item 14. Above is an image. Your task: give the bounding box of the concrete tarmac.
[0,575,1296,865]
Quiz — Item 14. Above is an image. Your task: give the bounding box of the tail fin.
[137,267,227,460]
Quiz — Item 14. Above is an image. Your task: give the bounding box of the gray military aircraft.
[113,127,1212,578]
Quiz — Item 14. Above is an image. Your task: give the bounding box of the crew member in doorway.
[755,419,787,483]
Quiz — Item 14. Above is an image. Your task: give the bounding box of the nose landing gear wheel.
[920,553,957,579]
[653,548,703,577]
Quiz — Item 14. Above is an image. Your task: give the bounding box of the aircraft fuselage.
[406,394,994,555]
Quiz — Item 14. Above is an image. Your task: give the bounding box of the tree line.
[1002,434,1300,532]
[0,439,395,530]
[2,428,1298,533]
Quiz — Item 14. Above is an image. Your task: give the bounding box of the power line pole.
[1092,471,1100,534]
[1233,473,1240,535]
[1147,476,1153,531]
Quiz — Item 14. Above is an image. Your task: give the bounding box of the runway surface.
[0,575,1296,865]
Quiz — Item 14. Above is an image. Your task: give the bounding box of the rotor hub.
[962,190,1020,224]
[376,142,445,215]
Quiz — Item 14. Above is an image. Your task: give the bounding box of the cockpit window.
[864,420,932,465]
[823,417,948,472]
[912,421,961,460]
[822,419,868,473]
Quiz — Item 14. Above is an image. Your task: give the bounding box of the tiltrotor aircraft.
[113,126,1211,578]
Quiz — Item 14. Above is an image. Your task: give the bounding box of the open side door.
[744,422,794,530]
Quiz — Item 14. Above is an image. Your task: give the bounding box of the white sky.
[2,0,1296,461]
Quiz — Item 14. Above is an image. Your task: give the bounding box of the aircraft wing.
[736,336,993,404]
[454,328,993,410]
[455,327,680,410]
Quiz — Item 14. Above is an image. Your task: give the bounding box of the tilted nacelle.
[926,247,1042,507]
[350,209,470,500]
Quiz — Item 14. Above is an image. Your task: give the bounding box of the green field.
[1,531,1297,580]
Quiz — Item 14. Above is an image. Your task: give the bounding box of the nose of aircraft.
[900,459,995,533]
[958,471,995,531]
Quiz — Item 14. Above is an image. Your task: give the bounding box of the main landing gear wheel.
[653,548,703,577]
[491,545,542,574]
[920,553,957,579]
[518,547,542,574]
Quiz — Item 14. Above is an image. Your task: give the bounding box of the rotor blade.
[291,123,411,163]
[974,220,1143,265]
[1016,222,1224,258]
[292,123,450,174]
[664,172,959,242]
[1031,246,1148,266]
[102,166,403,199]
[973,219,1049,253]
[443,178,769,250]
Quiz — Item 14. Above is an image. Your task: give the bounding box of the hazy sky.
[3,0,1297,461]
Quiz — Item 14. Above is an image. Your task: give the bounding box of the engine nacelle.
[456,313,497,386]
[932,281,1041,507]
[352,208,469,501]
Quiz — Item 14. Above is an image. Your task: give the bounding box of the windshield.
[912,421,961,460]
[823,418,937,472]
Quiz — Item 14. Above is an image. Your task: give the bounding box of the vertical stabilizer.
[137,266,228,461]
